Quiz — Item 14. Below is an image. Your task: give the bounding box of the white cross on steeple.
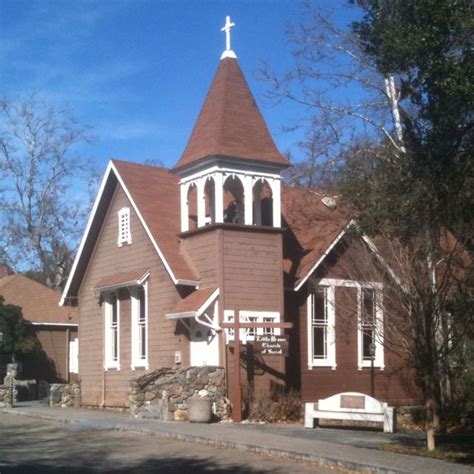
[220,16,237,60]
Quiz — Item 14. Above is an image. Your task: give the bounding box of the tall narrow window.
[358,287,384,369]
[105,293,120,370]
[131,283,148,369]
[117,207,132,247]
[312,288,328,360]
[307,286,336,369]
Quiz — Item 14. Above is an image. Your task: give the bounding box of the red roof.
[113,160,198,283]
[0,274,77,324]
[94,269,149,291]
[62,160,352,302]
[173,57,288,171]
[281,187,352,288]
[168,287,217,317]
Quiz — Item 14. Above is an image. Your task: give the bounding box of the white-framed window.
[104,292,120,370]
[307,286,336,369]
[223,310,281,343]
[117,207,132,247]
[357,287,384,370]
[131,282,148,369]
[69,338,79,374]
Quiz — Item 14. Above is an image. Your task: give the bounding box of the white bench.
[304,392,395,433]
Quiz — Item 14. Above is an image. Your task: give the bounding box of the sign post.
[222,314,293,423]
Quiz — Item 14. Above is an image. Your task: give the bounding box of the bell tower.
[173,17,288,232]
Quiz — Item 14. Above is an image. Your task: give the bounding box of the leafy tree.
[0,94,97,290]
[268,0,473,450]
[0,296,39,358]
[344,0,473,450]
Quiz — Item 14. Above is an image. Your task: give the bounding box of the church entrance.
[189,320,219,366]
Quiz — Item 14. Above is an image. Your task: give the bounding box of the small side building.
[0,274,78,383]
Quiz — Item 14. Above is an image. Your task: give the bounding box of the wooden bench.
[304,392,396,433]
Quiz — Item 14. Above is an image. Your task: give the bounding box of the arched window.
[187,183,198,230]
[253,179,273,226]
[223,175,245,224]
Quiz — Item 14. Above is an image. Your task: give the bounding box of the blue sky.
[1,0,359,173]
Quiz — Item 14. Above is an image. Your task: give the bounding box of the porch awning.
[92,269,149,295]
[166,288,219,320]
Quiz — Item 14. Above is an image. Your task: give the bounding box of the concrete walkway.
[1,402,473,474]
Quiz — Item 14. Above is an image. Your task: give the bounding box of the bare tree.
[310,228,473,450]
[0,94,96,289]
[260,1,405,186]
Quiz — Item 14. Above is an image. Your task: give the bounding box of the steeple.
[175,17,287,233]
[172,22,288,172]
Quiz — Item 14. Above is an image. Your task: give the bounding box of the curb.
[0,408,407,474]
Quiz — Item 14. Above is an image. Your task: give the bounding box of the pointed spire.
[173,57,288,172]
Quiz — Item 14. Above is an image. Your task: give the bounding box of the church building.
[60,18,418,410]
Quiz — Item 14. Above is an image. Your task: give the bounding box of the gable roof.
[0,274,77,325]
[281,187,353,290]
[61,159,362,303]
[166,287,219,320]
[60,160,199,305]
[173,57,288,172]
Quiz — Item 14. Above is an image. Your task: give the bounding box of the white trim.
[111,162,198,287]
[69,338,79,374]
[307,287,336,370]
[60,161,198,306]
[361,234,403,288]
[117,206,132,247]
[223,310,281,344]
[357,287,384,370]
[60,162,115,306]
[317,278,383,290]
[28,322,78,327]
[294,220,355,292]
[130,281,149,370]
[104,292,120,370]
[179,166,281,185]
[92,270,150,296]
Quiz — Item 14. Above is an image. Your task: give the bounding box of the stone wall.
[49,383,81,407]
[130,366,229,421]
[0,384,15,407]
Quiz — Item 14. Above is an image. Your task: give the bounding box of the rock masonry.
[129,366,230,421]
[49,382,81,407]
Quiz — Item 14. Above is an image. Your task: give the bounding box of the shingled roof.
[173,57,289,171]
[0,274,77,324]
[61,160,351,304]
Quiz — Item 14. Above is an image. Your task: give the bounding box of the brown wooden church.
[61,21,419,410]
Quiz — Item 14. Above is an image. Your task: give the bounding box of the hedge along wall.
[129,366,229,421]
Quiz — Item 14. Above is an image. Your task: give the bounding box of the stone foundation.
[49,383,81,407]
[130,366,229,421]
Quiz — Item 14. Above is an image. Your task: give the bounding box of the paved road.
[0,413,345,474]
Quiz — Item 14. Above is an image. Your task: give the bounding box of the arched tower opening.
[253,179,273,226]
[223,175,245,225]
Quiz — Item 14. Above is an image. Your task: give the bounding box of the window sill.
[308,362,337,370]
[104,364,121,371]
[358,364,384,371]
[131,362,149,371]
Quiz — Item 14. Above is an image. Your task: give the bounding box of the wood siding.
[294,238,421,406]
[221,228,286,403]
[78,185,185,407]
[181,226,287,403]
[221,229,283,313]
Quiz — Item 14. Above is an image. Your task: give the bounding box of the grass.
[380,433,474,465]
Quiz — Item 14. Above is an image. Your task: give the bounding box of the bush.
[243,385,303,423]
